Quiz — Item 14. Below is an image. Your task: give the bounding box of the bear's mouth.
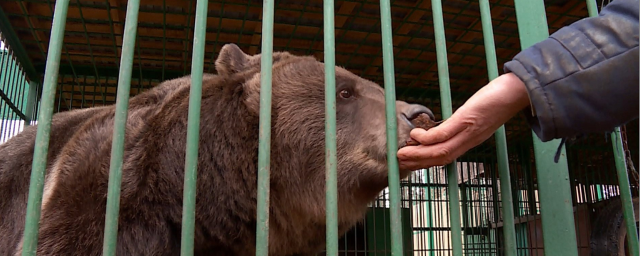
[398,114,444,149]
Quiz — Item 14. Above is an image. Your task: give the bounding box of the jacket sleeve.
[503,0,639,142]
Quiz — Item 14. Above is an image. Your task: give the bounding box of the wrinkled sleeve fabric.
[503,0,639,142]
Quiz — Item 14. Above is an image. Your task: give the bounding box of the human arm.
[397,0,639,171]
[504,0,639,142]
[397,73,530,171]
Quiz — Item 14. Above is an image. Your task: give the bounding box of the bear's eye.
[339,89,353,99]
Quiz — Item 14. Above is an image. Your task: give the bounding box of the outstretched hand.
[397,73,531,171]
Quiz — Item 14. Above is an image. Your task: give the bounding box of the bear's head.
[214,43,434,225]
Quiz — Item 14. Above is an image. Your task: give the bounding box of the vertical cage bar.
[478,0,517,255]
[0,55,11,136]
[20,0,71,254]
[430,0,463,255]
[0,50,7,139]
[255,0,275,255]
[1,54,18,138]
[511,1,579,256]
[323,0,339,254]
[379,0,404,254]
[18,74,27,116]
[24,82,37,126]
[610,107,639,256]
[585,0,598,17]
[101,0,141,254]
[586,1,639,254]
[180,0,209,254]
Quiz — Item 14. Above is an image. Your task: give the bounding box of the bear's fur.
[0,44,432,256]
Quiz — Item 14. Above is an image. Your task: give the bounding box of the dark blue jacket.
[503,0,639,143]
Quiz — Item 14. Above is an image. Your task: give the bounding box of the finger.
[398,130,477,168]
[409,118,467,146]
[398,160,433,172]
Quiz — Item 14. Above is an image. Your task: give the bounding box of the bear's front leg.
[27,206,179,256]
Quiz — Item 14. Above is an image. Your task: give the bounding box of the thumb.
[410,117,466,146]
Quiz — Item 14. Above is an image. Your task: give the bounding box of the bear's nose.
[402,104,435,122]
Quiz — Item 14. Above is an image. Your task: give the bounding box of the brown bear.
[0,43,434,256]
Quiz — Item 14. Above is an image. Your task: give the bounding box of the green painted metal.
[365,207,414,255]
[255,0,275,255]
[422,169,436,256]
[610,129,639,256]
[585,1,639,254]
[429,0,463,255]
[379,0,405,254]
[0,55,19,135]
[0,52,8,127]
[0,52,15,124]
[0,59,28,122]
[180,0,209,254]
[512,1,579,256]
[20,0,71,254]
[101,0,141,254]
[585,0,599,17]
[603,21,638,256]
[478,1,517,255]
[323,0,339,255]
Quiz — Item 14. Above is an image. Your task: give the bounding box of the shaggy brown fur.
[0,43,434,256]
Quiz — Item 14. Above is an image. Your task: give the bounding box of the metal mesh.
[0,32,39,143]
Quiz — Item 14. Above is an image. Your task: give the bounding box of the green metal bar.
[0,56,18,135]
[610,113,639,256]
[430,0,463,255]
[23,81,37,125]
[379,0,404,254]
[478,0,517,255]
[180,0,209,254]
[16,70,28,116]
[33,84,41,119]
[586,1,639,254]
[511,1,578,256]
[422,169,436,256]
[255,0,275,255]
[0,56,26,121]
[323,0,339,255]
[17,76,28,132]
[20,0,70,254]
[0,50,7,93]
[101,0,141,254]
[585,0,599,18]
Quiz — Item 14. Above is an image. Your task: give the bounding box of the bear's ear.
[215,43,250,76]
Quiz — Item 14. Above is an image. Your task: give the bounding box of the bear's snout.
[399,103,434,129]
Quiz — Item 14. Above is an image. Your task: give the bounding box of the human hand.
[397,73,531,171]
